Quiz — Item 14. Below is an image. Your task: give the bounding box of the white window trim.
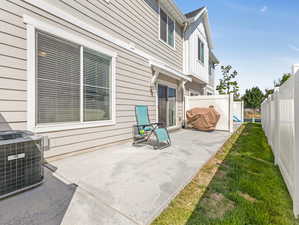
[156,80,178,129]
[158,6,176,49]
[25,15,117,133]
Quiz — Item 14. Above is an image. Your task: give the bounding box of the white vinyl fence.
[261,65,299,218]
[185,94,234,132]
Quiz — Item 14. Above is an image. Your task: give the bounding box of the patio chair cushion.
[135,105,150,126]
[155,128,169,142]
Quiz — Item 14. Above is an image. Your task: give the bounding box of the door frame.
[156,80,178,128]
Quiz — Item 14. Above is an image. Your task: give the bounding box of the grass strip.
[151,123,299,225]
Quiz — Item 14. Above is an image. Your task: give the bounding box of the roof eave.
[210,52,220,64]
[150,60,192,82]
[159,0,186,25]
[186,7,207,23]
[187,8,214,50]
[204,13,214,49]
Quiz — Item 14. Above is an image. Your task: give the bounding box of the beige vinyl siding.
[0,0,166,157]
[44,0,184,70]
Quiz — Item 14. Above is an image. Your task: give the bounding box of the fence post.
[241,101,244,122]
[229,93,234,133]
[274,88,280,165]
[293,68,299,218]
[292,64,299,75]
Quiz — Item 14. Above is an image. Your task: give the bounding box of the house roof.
[160,1,216,51]
[159,1,206,25]
[184,7,214,50]
[159,0,187,25]
[185,7,205,19]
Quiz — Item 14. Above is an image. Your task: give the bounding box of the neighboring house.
[0,0,219,157]
[184,7,219,96]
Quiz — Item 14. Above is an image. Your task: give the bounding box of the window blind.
[36,31,81,124]
[83,49,111,122]
[198,38,201,61]
[201,42,204,63]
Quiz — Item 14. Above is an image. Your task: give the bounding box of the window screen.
[198,38,204,63]
[198,38,201,61]
[160,9,167,42]
[36,31,81,124]
[83,49,111,122]
[168,18,174,47]
[201,42,204,63]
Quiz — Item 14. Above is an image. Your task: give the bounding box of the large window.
[160,8,175,48]
[198,38,204,64]
[36,31,112,125]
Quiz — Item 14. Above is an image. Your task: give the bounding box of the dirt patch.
[200,193,236,219]
[182,125,245,209]
[216,170,227,179]
[237,191,257,203]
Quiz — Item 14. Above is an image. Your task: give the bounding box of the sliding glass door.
[158,84,177,127]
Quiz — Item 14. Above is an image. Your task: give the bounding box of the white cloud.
[260,6,268,13]
[288,44,299,52]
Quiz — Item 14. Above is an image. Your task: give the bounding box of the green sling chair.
[133,105,171,149]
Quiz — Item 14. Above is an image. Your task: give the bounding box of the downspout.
[180,80,187,128]
[150,68,160,123]
[182,21,189,128]
[183,21,188,33]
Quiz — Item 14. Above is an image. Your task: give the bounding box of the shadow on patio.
[0,166,77,225]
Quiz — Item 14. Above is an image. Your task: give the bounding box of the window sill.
[31,120,116,133]
[159,38,175,50]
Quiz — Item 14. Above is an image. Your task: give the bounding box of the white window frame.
[198,37,204,64]
[25,15,117,133]
[158,6,176,49]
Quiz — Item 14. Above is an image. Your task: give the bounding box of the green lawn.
[152,123,299,225]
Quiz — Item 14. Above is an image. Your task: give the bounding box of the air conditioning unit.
[0,131,44,198]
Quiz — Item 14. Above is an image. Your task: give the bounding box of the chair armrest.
[150,122,165,127]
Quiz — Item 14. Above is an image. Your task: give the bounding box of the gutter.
[182,22,189,33]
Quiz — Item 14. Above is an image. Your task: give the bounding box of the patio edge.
[148,124,246,225]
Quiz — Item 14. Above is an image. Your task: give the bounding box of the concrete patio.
[52,129,230,225]
[0,128,232,225]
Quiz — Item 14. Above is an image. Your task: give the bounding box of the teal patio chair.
[133,105,171,149]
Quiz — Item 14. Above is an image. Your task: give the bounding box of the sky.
[175,0,299,94]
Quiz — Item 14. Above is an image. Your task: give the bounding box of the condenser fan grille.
[0,132,44,198]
